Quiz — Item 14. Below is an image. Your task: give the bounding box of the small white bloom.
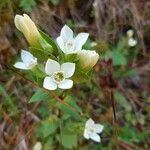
[43,59,75,90]
[127,29,134,38]
[128,38,137,47]
[84,118,104,143]
[33,142,42,150]
[77,50,99,71]
[56,25,89,54]
[14,50,37,70]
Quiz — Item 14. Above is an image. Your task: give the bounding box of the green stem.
[110,88,118,150]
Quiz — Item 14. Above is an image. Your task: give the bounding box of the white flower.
[14,14,40,46]
[43,59,75,90]
[56,25,89,54]
[77,50,99,71]
[14,50,37,70]
[33,142,42,150]
[128,38,137,47]
[127,29,134,38]
[84,118,104,142]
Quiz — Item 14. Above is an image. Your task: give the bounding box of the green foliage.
[36,118,59,139]
[39,30,59,55]
[61,134,77,149]
[50,0,60,6]
[72,70,92,83]
[66,19,74,28]
[29,89,52,103]
[112,50,127,66]
[115,91,131,111]
[0,84,17,112]
[57,102,81,120]
[19,0,36,12]
[120,124,146,143]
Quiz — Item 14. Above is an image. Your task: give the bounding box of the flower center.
[53,71,65,83]
[89,128,95,133]
[65,41,75,51]
[26,58,37,68]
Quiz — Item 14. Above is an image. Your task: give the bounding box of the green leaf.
[57,102,81,120]
[72,70,90,83]
[42,121,59,138]
[29,47,57,61]
[116,37,127,51]
[112,51,127,66]
[61,134,77,149]
[31,65,46,78]
[44,136,54,150]
[39,30,59,55]
[29,89,52,103]
[65,95,82,113]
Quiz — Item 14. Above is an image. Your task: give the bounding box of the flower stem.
[110,88,118,150]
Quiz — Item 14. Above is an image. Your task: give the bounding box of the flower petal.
[83,129,90,139]
[85,118,95,128]
[14,62,28,70]
[94,124,104,133]
[21,50,34,63]
[43,77,57,90]
[128,38,137,47]
[90,133,101,142]
[60,25,73,42]
[14,15,29,35]
[61,63,75,78]
[75,33,89,51]
[45,59,60,76]
[56,36,65,52]
[58,79,73,89]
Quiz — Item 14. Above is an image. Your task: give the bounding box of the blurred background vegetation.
[0,0,150,149]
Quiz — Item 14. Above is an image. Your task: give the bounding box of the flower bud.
[77,50,99,71]
[127,29,134,38]
[14,14,40,46]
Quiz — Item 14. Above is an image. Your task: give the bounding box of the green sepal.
[39,30,59,56]
[72,69,92,83]
[63,53,79,63]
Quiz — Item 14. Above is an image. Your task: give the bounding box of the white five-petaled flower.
[56,25,89,54]
[128,38,137,47]
[84,118,104,143]
[14,50,37,70]
[43,59,75,90]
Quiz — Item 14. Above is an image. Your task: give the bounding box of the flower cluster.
[13,14,103,143]
[14,14,99,90]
